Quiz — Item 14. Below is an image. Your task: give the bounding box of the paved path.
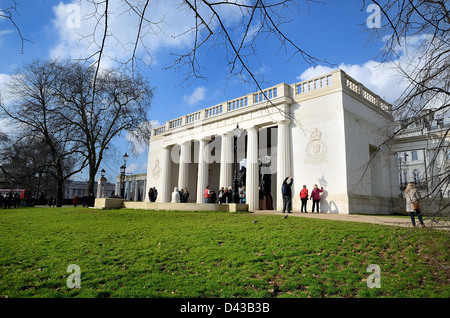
[251,210,450,231]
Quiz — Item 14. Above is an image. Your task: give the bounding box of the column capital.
[277,119,291,125]
[196,136,212,143]
[246,126,259,132]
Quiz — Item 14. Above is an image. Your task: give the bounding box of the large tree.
[52,61,154,195]
[1,58,153,202]
[0,60,88,206]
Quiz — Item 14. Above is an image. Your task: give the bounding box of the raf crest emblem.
[305,128,328,165]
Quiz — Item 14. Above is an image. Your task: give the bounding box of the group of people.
[170,187,189,203]
[169,185,246,204]
[159,177,427,228]
[0,192,20,209]
[281,176,324,214]
[72,193,95,207]
[205,185,245,204]
[282,176,426,228]
[148,187,158,202]
[298,183,324,213]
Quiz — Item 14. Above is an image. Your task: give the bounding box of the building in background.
[115,173,148,201]
[64,180,115,200]
[394,111,450,198]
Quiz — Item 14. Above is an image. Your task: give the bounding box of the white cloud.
[126,120,161,155]
[183,86,207,106]
[49,0,200,66]
[49,0,256,71]
[126,163,140,174]
[297,35,432,105]
[0,29,14,39]
[0,73,12,103]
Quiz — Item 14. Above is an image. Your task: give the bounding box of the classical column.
[160,146,172,202]
[277,119,291,210]
[143,179,147,201]
[219,132,233,189]
[246,126,259,211]
[196,138,209,203]
[178,141,191,190]
[134,178,139,202]
[115,179,120,197]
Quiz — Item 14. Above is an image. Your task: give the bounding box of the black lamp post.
[120,165,126,198]
[120,153,129,198]
[232,124,243,203]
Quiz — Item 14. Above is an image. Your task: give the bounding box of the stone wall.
[94,198,249,212]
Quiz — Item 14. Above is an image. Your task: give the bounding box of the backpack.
[282,184,288,195]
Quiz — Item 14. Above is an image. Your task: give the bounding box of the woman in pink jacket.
[310,184,323,213]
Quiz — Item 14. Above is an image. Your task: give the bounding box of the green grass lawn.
[0,207,448,298]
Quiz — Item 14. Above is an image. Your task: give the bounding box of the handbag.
[407,192,420,210]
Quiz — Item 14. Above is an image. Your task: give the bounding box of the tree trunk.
[56,178,64,207]
[87,164,96,200]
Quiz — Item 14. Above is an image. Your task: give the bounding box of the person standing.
[180,188,185,202]
[218,187,225,204]
[182,188,189,203]
[148,188,155,202]
[405,182,425,228]
[239,186,246,204]
[73,195,79,207]
[281,176,293,213]
[310,184,323,213]
[300,185,308,213]
[204,185,211,203]
[171,187,180,203]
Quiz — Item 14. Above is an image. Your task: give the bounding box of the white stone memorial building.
[145,69,399,214]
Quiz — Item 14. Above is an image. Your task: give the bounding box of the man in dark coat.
[281,175,293,213]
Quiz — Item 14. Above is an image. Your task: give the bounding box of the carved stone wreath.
[305,128,328,165]
[152,158,161,179]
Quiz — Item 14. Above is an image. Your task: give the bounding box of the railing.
[205,104,223,119]
[228,97,248,111]
[185,111,201,124]
[342,72,392,114]
[254,88,277,103]
[169,117,183,129]
[154,126,166,136]
[151,83,281,136]
[295,75,333,95]
[151,70,393,137]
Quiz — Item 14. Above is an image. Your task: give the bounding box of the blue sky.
[0,0,409,183]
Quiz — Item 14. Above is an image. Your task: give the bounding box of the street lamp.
[232,124,243,203]
[120,153,129,199]
[98,168,107,198]
[120,165,126,198]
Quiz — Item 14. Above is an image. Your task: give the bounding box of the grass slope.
[0,207,448,298]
